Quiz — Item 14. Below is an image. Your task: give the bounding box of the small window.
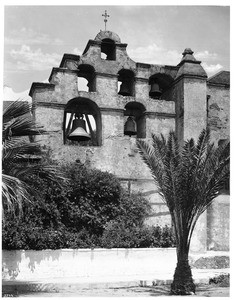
[63,98,101,146]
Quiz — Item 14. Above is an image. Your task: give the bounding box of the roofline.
[29,83,55,97]
[207,70,230,81]
[59,53,80,68]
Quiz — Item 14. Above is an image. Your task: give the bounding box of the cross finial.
[102,10,110,31]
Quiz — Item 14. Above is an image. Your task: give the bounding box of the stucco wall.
[183,78,207,141]
[29,31,229,253]
[207,195,230,251]
[2,249,229,283]
[2,248,177,282]
[206,84,230,251]
[207,85,230,144]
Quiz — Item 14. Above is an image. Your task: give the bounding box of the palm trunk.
[171,245,196,295]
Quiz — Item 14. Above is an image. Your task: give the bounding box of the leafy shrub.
[2,162,175,250]
[63,162,124,234]
[101,222,176,248]
[64,229,102,249]
[209,274,230,287]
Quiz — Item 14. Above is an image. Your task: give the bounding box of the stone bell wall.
[29,31,230,252]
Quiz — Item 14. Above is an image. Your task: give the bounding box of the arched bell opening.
[63,97,102,146]
[118,69,135,97]
[149,73,174,100]
[77,64,96,92]
[101,38,116,60]
[124,102,146,138]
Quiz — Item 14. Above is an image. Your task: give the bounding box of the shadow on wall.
[2,250,62,280]
[2,251,22,280]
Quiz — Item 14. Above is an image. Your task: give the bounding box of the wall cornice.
[145,111,176,118]
[173,74,207,85]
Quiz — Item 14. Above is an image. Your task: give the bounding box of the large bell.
[68,118,91,141]
[149,82,162,99]
[124,116,137,136]
[119,82,131,96]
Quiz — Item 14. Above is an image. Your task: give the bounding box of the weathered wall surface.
[207,84,230,144]
[2,249,229,282]
[183,78,207,140]
[29,31,230,252]
[31,39,177,222]
[2,249,177,282]
[207,195,230,251]
[173,79,184,142]
[206,83,230,251]
[174,76,207,142]
[121,179,172,226]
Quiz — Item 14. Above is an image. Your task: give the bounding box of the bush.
[2,162,175,250]
[209,274,230,287]
[101,222,176,248]
[2,221,67,250]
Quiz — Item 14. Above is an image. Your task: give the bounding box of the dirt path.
[4,284,229,297]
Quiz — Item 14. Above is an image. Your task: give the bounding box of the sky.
[3,4,230,93]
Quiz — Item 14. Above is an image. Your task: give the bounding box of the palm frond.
[3,100,31,123]
[2,173,32,218]
[3,115,45,140]
[14,164,68,185]
[137,137,176,214]
[3,140,42,160]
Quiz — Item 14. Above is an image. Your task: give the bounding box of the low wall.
[2,248,177,282]
[2,248,229,283]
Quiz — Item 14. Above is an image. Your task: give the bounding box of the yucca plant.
[2,100,66,218]
[137,129,230,295]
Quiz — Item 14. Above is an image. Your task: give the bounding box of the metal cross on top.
[102,10,110,31]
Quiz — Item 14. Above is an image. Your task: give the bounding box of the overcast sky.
[3,4,230,92]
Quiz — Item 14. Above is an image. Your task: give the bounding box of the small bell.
[149,82,162,99]
[124,116,137,136]
[119,82,131,96]
[68,117,91,141]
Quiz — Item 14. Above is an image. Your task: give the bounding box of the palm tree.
[2,100,66,218]
[137,129,230,295]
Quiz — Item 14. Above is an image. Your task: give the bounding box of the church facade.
[29,30,230,252]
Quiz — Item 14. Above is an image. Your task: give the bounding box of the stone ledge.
[29,83,55,97]
[190,256,229,269]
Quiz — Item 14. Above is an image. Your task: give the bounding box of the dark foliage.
[101,223,176,248]
[209,274,230,287]
[2,162,175,250]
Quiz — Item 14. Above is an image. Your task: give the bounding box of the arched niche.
[101,38,116,60]
[149,73,174,100]
[118,69,135,97]
[63,97,102,146]
[124,102,146,138]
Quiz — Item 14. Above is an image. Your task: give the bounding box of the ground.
[2,284,229,297]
